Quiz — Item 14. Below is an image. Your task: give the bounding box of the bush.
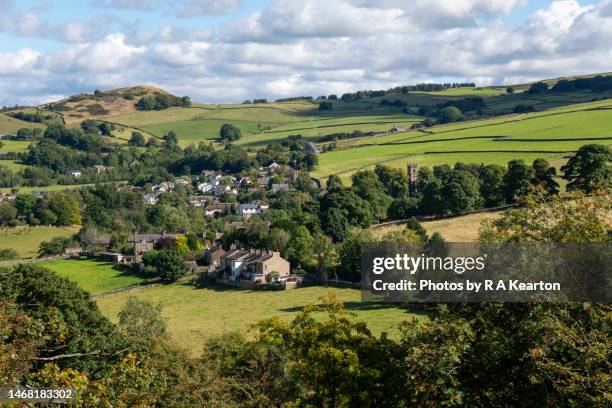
[437,106,463,123]
[0,248,18,260]
[513,104,535,113]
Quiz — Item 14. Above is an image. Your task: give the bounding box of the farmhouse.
[217,245,290,282]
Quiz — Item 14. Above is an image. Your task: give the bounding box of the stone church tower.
[408,162,418,196]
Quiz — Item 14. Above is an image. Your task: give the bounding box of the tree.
[48,193,81,225]
[439,170,483,215]
[318,101,333,111]
[14,193,38,219]
[287,225,313,269]
[561,144,611,193]
[351,170,392,220]
[506,86,514,93]
[325,174,343,192]
[322,207,350,242]
[0,203,17,226]
[338,229,375,281]
[129,131,146,147]
[0,264,128,373]
[403,217,428,242]
[143,249,188,282]
[437,106,463,123]
[503,160,533,203]
[478,164,506,207]
[531,158,559,195]
[118,297,166,349]
[312,232,337,281]
[39,236,73,256]
[527,81,548,94]
[513,104,535,113]
[219,124,241,142]
[387,197,419,220]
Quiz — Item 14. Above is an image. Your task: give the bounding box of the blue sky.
[1,0,611,105]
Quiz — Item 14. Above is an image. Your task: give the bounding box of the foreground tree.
[561,144,611,193]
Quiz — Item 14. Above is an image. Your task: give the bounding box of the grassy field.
[373,210,504,242]
[0,225,80,259]
[0,140,33,152]
[97,283,420,354]
[0,113,46,135]
[0,183,97,193]
[41,258,148,295]
[313,99,612,181]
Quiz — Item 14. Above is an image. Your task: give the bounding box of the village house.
[219,247,290,283]
[301,141,321,155]
[132,232,183,255]
[206,243,226,270]
[188,196,209,207]
[214,185,238,197]
[143,194,159,205]
[153,181,175,194]
[174,178,190,186]
[205,204,227,217]
[66,169,82,178]
[235,203,268,217]
[94,165,113,174]
[271,183,290,193]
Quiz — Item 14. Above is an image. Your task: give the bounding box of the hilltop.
[40,85,190,125]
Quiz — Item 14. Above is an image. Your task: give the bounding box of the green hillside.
[312,99,612,181]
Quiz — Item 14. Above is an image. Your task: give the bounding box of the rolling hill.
[0,73,611,183]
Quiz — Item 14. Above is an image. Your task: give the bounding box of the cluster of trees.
[317,130,374,142]
[274,96,314,102]
[551,74,612,92]
[318,101,333,111]
[513,104,536,113]
[528,75,612,95]
[0,192,81,227]
[416,96,487,124]
[254,138,318,171]
[6,110,46,123]
[2,190,608,406]
[340,83,477,101]
[135,94,191,110]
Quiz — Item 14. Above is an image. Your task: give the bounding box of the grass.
[41,258,148,295]
[373,211,504,242]
[0,225,80,259]
[0,183,96,193]
[312,99,612,181]
[0,140,33,153]
[96,283,420,355]
[0,113,45,135]
[0,160,30,172]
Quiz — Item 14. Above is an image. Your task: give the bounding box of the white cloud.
[1,0,612,106]
[176,0,241,17]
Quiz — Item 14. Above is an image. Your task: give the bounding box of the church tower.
[408,162,418,196]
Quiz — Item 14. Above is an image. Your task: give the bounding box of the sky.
[0,0,610,105]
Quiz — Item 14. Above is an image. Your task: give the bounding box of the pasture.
[96,283,419,355]
[0,113,45,135]
[313,99,612,181]
[372,210,504,242]
[41,258,148,295]
[0,225,80,259]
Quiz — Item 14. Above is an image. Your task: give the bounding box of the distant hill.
[40,86,188,125]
